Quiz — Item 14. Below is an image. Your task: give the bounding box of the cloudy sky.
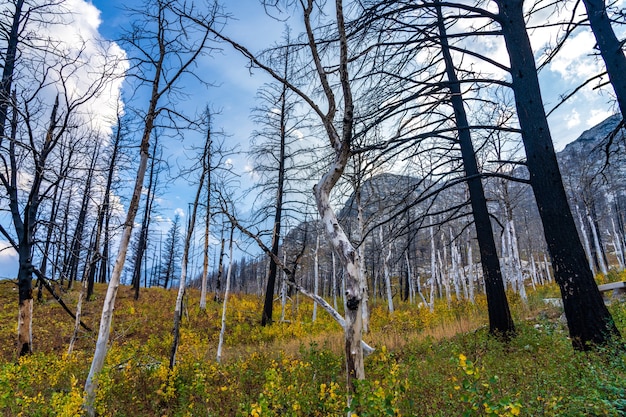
[0,0,623,276]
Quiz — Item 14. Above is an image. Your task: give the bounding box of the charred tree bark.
[582,0,626,121]
[214,233,226,303]
[261,45,289,326]
[65,142,99,289]
[170,131,209,368]
[131,139,159,300]
[13,97,59,356]
[38,145,74,300]
[435,0,514,337]
[0,0,22,148]
[495,0,620,349]
[200,115,213,309]
[88,116,122,299]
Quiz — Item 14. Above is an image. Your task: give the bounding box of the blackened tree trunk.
[214,232,225,302]
[98,219,110,284]
[13,97,59,356]
[87,114,122,299]
[0,0,27,355]
[131,138,159,300]
[200,112,213,310]
[64,141,100,289]
[170,123,211,368]
[160,214,182,289]
[435,0,514,337]
[39,146,74,300]
[495,0,620,349]
[261,50,289,326]
[582,0,626,121]
[0,0,22,148]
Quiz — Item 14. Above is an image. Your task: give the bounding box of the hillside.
[1,279,626,416]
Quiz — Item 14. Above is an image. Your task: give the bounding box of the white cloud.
[16,0,128,138]
[174,208,186,218]
[566,110,581,129]
[548,31,601,82]
[587,109,613,128]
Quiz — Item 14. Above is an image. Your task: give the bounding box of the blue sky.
[90,0,284,216]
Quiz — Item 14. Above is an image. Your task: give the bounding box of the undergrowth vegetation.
[0,275,625,416]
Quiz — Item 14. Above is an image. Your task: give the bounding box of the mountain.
[223,115,626,296]
[556,114,626,271]
[560,114,623,158]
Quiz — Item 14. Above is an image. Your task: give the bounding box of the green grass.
[0,279,625,416]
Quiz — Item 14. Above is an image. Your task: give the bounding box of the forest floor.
[0,273,625,416]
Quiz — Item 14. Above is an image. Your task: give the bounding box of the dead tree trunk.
[170,136,209,368]
[14,96,59,356]
[65,141,100,289]
[495,0,620,349]
[216,226,235,364]
[582,0,626,121]
[435,0,514,336]
[132,139,159,300]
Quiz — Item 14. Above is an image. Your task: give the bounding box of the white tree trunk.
[429,225,437,311]
[408,251,427,306]
[577,206,596,275]
[507,218,526,301]
[280,253,288,322]
[171,163,206,368]
[543,253,552,282]
[216,227,234,364]
[427,276,435,311]
[313,233,320,322]
[314,166,365,385]
[588,213,608,275]
[170,224,190,367]
[68,277,88,356]
[450,229,462,300]
[501,230,511,291]
[332,251,338,311]
[466,240,475,303]
[84,129,150,416]
[611,218,625,269]
[381,228,394,313]
[356,193,370,333]
[530,253,537,288]
[438,249,451,302]
[440,234,452,300]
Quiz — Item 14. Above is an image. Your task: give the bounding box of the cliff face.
[560,114,623,159]
[558,114,626,219]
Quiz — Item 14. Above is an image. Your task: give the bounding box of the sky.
[90,0,285,212]
[0,0,624,277]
